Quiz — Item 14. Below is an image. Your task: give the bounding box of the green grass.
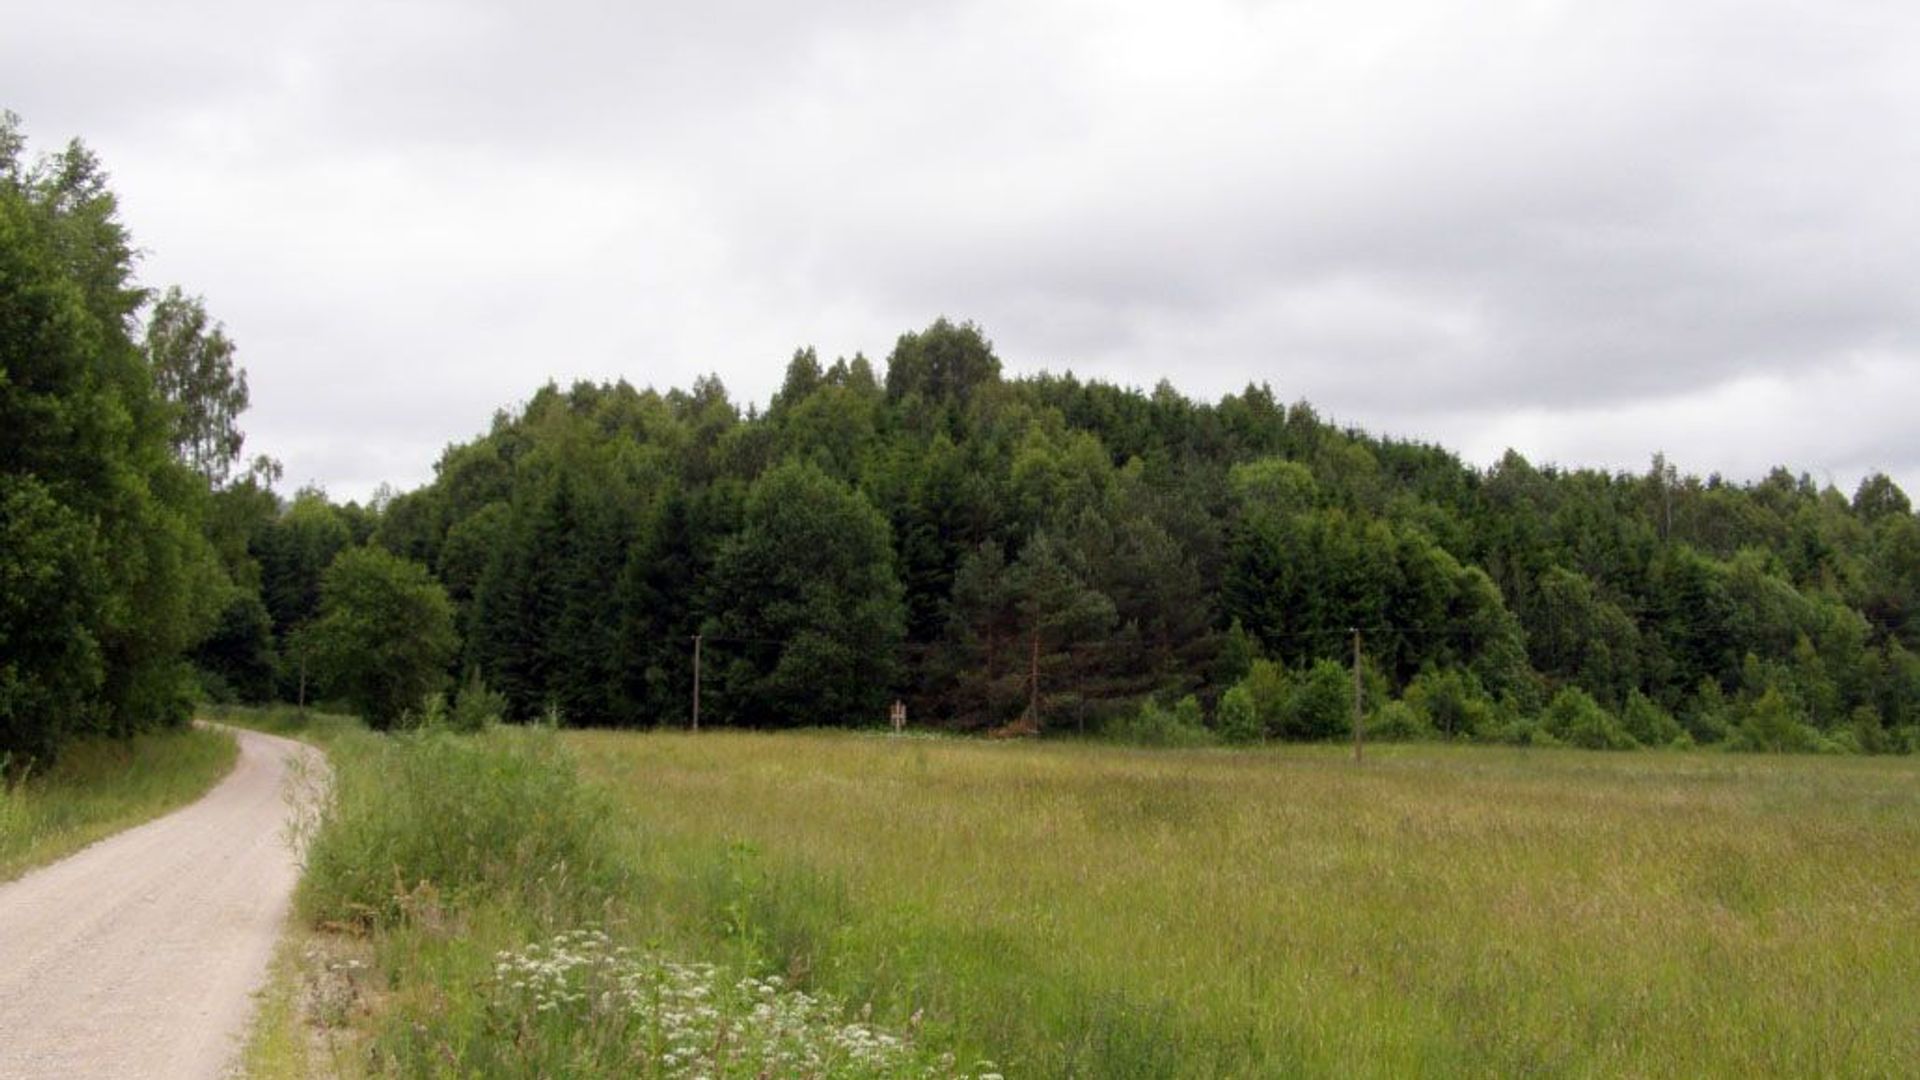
[247,721,975,1078]
[201,702,364,746]
[568,732,1920,1078]
[0,725,238,883]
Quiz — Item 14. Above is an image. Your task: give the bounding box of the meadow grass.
[569,732,1920,1078]
[0,725,237,883]
[245,717,979,1078]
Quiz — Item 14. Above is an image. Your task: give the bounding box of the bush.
[450,669,508,734]
[1214,685,1261,744]
[1109,696,1215,748]
[1241,659,1292,737]
[1683,679,1734,744]
[1542,687,1638,750]
[1727,688,1821,754]
[1280,660,1351,741]
[298,727,623,928]
[1403,668,1493,740]
[1367,700,1432,742]
[1493,717,1561,747]
[1621,691,1683,747]
[1847,704,1887,754]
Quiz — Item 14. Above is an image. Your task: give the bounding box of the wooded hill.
[216,320,1920,752]
[7,113,1919,758]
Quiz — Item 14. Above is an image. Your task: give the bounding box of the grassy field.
[570,732,1920,1077]
[0,726,238,883]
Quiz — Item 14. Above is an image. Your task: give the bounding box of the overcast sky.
[10,1,1918,502]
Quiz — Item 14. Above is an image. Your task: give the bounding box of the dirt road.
[0,726,323,1079]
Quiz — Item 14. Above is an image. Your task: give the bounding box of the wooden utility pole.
[691,633,702,733]
[1028,628,1040,725]
[1351,627,1364,762]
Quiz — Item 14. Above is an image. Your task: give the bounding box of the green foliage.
[1729,688,1821,754]
[0,115,222,760]
[705,460,906,727]
[1213,617,1261,689]
[1403,667,1495,740]
[298,727,622,928]
[144,285,248,486]
[1542,686,1639,750]
[470,470,632,724]
[1239,658,1293,737]
[1214,683,1262,744]
[310,547,457,730]
[1621,690,1684,747]
[1283,659,1353,740]
[883,317,1001,410]
[1529,567,1642,707]
[1109,695,1215,748]
[1368,699,1433,742]
[213,290,1916,755]
[448,668,507,734]
[192,589,277,703]
[257,490,352,620]
[1228,456,1318,514]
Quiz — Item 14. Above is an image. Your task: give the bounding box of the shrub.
[1683,679,1734,744]
[1847,704,1887,754]
[1109,696,1214,748]
[298,727,622,928]
[1727,688,1821,754]
[1621,691,1683,747]
[1241,659,1292,737]
[1367,700,1431,742]
[1281,660,1351,741]
[1214,685,1261,744]
[1403,668,1493,740]
[1493,717,1561,747]
[1542,687,1638,750]
[450,669,508,734]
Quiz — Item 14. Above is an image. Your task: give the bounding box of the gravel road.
[0,726,323,1079]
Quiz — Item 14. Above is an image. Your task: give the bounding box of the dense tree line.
[9,114,1920,757]
[315,319,1916,753]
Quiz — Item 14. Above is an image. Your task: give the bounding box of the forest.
[7,116,1920,761]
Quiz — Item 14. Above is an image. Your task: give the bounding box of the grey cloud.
[6,0,1917,501]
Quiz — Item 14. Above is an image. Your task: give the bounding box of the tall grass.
[573,732,1920,1077]
[0,726,237,882]
[297,726,624,929]
[275,725,975,1078]
[201,702,366,745]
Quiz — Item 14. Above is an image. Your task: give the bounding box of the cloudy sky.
[10,1,1918,501]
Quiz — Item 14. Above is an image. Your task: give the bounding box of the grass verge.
[0,725,238,883]
[243,715,979,1078]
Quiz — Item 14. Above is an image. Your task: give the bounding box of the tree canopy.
[1,113,224,760]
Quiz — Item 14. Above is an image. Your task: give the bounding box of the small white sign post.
[889,699,907,734]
